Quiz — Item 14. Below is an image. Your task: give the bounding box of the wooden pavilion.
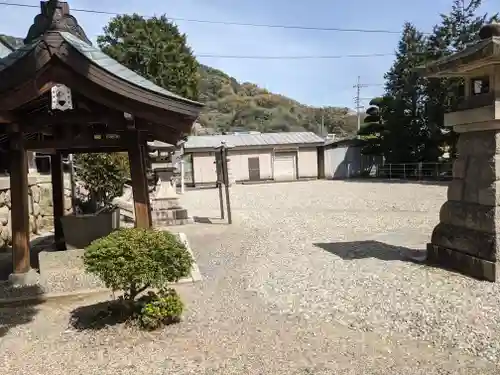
[0,1,203,280]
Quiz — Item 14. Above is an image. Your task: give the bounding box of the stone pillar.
[427,130,500,281]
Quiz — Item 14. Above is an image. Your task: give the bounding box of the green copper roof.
[59,32,201,106]
[0,40,38,73]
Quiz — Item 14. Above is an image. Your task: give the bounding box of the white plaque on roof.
[51,84,73,111]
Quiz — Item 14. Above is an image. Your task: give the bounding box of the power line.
[0,1,451,61]
[196,53,393,59]
[0,1,419,35]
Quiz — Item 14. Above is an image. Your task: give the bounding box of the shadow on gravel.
[342,178,450,187]
[69,299,132,331]
[314,241,427,263]
[193,216,227,225]
[0,285,45,338]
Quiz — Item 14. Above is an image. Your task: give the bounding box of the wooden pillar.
[127,131,152,229]
[9,132,31,274]
[142,143,153,226]
[51,152,66,250]
[317,146,325,179]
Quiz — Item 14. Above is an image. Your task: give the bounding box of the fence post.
[389,164,392,179]
[435,163,439,180]
[403,164,406,179]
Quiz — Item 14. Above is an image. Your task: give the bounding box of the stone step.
[38,248,86,271]
[39,267,105,295]
[0,232,202,303]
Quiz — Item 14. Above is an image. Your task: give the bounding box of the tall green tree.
[97,14,199,100]
[383,22,428,162]
[424,0,497,159]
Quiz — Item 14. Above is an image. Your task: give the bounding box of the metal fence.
[369,162,453,181]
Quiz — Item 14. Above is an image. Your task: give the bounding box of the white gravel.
[2,180,500,374]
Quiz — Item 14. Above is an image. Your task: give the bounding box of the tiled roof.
[60,32,201,105]
[0,31,202,106]
[184,132,325,150]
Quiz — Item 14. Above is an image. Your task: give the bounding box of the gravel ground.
[2,180,500,374]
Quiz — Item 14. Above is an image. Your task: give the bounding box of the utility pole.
[353,77,384,131]
[321,109,325,137]
[353,76,368,132]
[214,141,232,224]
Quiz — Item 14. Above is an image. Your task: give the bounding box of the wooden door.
[248,157,261,181]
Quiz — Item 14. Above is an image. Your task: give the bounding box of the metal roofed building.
[184,132,325,185]
[319,137,383,179]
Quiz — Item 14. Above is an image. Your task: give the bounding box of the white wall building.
[321,138,383,179]
[184,132,324,186]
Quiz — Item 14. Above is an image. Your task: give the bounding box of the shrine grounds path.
[2,180,500,374]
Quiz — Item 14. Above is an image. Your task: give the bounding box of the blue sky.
[0,0,497,109]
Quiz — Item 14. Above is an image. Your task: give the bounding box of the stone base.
[151,197,181,210]
[0,232,202,303]
[426,243,497,281]
[152,207,193,226]
[8,268,40,287]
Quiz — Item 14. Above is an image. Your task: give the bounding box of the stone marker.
[151,167,193,226]
[421,22,500,281]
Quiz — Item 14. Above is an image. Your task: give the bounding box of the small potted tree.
[61,153,129,249]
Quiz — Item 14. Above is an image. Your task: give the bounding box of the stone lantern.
[422,22,500,281]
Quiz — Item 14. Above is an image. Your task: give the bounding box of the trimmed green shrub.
[84,228,193,301]
[137,289,184,330]
[82,228,192,330]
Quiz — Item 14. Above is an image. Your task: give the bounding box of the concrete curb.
[0,232,202,305]
[178,232,202,283]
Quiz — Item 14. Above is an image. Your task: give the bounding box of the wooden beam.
[25,136,125,151]
[62,146,127,154]
[48,64,193,139]
[20,110,125,129]
[9,132,31,274]
[30,146,127,154]
[0,111,16,123]
[0,66,55,111]
[51,153,66,251]
[127,130,152,229]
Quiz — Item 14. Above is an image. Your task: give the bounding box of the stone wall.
[0,174,72,249]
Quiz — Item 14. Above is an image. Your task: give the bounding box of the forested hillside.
[197,64,358,135]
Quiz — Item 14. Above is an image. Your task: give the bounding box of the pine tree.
[358,96,390,155]
[383,22,428,163]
